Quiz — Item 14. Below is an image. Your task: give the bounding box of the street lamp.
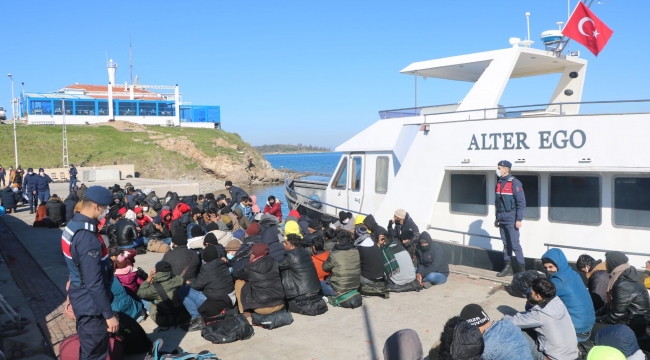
[7,74,18,168]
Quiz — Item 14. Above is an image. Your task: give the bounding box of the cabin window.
[517,175,540,220]
[614,177,650,228]
[549,176,600,224]
[375,157,389,194]
[450,174,487,215]
[351,157,362,191]
[331,157,348,190]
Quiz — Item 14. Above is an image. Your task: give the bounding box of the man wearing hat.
[224,180,248,207]
[68,164,78,193]
[61,186,118,359]
[22,167,39,214]
[495,160,526,277]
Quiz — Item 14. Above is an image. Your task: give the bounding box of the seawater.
[241,152,342,216]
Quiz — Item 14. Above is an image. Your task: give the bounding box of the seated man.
[503,278,579,360]
[162,232,201,281]
[311,236,331,293]
[542,248,595,341]
[356,227,386,295]
[140,215,172,245]
[594,324,646,360]
[577,254,610,311]
[459,303,532,360]
[416,232,449,288]
[136,261,190,327]
[594,251,650,337]
[382,329,423,360]
[278,234,321,309]
[322,231,360,296]
[378,232,419,292]
[183,245,236,331]
[387,208,419,241]
[46,194,66,227]
[437,316,485,360]
[115,208,141,249]
[233,243,286,317]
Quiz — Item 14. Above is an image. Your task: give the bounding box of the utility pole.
[129,32,133,86]
[8,74,18,168]
[62,100,69,167]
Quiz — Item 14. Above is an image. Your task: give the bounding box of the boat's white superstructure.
[287,41,650,268]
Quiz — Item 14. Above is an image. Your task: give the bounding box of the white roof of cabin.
[336,118,416,152]
[400,47,586,82]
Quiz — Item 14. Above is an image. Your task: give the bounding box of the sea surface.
[241,152,342,216]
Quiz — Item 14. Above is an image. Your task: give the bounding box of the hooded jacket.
[586,260,610,311]
[46,197,66,224]
[259,214,286,262]
[172,202,191,221]
[322,243,361,294]
[382,329,423,360]
[504,296,579,360]
[388,213,420,240]
[64,193,79,222]
[1,186,16,209]
[136,271,189,326]
[356,235,385,280]
[278,247,321,299]
[160,209,172,230]
[594,324,645,359]
[188,258,234,300]
[542,248,595,334]
[263,202,282,222]
[416,232,449,277]
[166,192,180,211]
[234,255,285,310]
[596,266,650,332]
[115,218,139,247]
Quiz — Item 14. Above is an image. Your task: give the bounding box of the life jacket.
[61,220,109,286]
[495,175,517,213]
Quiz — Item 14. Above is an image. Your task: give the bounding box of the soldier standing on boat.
[494,160,526,277]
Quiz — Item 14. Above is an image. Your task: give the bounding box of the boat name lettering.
[467,130,586,150]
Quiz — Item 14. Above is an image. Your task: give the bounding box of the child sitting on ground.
[114,252,144,299]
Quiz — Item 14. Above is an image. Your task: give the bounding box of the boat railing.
[426,225,502,246]
[378,99,650,121]
[543,243,650,257]
[284,178,369,216]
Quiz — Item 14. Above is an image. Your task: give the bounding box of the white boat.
[285,36,650,271]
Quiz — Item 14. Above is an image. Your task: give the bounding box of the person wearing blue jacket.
[110,275,144,322]
[494,160,527,277]
[36,168,53,204]
[22,167,39,214]
[594,324,646,360]
[542,248,595,342]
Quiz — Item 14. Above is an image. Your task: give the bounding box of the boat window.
[331,158,348,190]
[375,157,389,194]
[517,175,540,220]
[549,176,600,224]
[450,174,487,215]
[614,177,650,228]
[351,157,362,191]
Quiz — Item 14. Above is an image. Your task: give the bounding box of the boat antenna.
[129,32,133,86]
[526,12,531,41]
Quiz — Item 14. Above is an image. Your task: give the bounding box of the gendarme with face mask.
[494,160,527,278]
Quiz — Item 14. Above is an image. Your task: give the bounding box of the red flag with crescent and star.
[562,1,613,56]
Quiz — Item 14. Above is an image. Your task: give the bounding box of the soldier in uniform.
[61,186,118,359]
[494,160,526,277]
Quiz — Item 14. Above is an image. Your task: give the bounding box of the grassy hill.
[0,122,269,180]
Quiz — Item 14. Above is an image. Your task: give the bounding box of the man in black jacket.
[416,232,449,289]
[278,234,321,301]
[63,192,79,222]
[162,231,201,282]
[225,180,248,207]
[115,210,141,249]
[387,208,419,240]
[46,195,66,227]
[577,254,610,311]
[141,216,172,245]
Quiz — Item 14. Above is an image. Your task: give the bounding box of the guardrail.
[543,243,650,257]
[427,225,502,246]
[379,99,650,121]
[284,178,369,216]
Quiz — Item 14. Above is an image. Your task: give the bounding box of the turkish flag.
[562,1,613,56]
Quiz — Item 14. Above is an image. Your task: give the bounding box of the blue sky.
[2,0,648,148]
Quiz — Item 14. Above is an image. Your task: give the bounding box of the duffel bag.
[287,294,328,316]
[60,333,124,360]
[116,312,152,355]
[359,281,390,299]
[201,314,254,344]
[251,309,294,330]
[510,270,546,298]
[147,239,170,253]
[328,289,362,309]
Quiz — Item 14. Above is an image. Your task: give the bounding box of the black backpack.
[509,270,547,298]
[288,294,328,316]
[152,283,191,328]
[251,309,294,330]
[201,314,254,344]
[116,312,152,355]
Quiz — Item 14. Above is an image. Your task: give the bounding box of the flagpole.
[557,0,596,55]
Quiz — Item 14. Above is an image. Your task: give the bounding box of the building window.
[118,102,136,116]
[53,100,73,115]
[351,156,362,191]
[450,174,487,215]
[549,176,600,224]
[76,101,95,115]
[614,177,650,228]
[207,108,220,123]
[375,157,389,194]
[331,157,348,190]
[517,174,540,220]
[29,100,52,115]
[139,102,156,116]
[159,103,175,116]
[97,101,109,115]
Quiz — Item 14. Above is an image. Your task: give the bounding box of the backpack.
[251,309,294,329]
[116,312,152,355]
[59,333,124,360]
[201,314,254,344]
[152,282,191,328]
[509,270,546,298]
[287,294,328,316]
[328,289,362,309]
[145,338,219,360]
[359,281,390,299]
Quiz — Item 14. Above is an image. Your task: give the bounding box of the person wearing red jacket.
[263,195,282,222]
[134,206,152,228]
[172,202,191,220]
[160,209,172,230]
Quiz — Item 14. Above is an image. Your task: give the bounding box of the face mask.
[420,244,429,250]
[143,206,149,212]
[165,197,171,203]
[98,207,109,221]
[496,169,502,177]
[28,171,33,175]
[227,254,234,260]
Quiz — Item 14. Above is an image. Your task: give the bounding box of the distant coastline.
[255,143,331,154]
[262,151,332,155]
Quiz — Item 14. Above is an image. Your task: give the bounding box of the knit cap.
[172,231,188,246]
[155,261,172,273]
[225,239,242,252]
[460,304,490,327]
[202,245,219,263]
[394,208,406,219]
